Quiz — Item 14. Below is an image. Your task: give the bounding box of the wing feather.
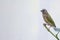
[46,13,56,27]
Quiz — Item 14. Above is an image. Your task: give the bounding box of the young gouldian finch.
[41,9,56,28]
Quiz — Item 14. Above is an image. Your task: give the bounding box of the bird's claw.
[43,23,46,26]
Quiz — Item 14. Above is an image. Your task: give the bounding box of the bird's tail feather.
[53,27,60,32]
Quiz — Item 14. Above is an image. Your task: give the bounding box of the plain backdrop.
[0,0,60,40]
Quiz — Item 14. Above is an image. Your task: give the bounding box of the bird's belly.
[43,16,53,26]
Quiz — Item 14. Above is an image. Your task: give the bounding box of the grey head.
[41,9,48,14]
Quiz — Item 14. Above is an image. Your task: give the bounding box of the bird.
[41,9,56,28]
[41,9,60,32]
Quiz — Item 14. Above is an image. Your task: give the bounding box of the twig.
[43,24,60,40]
[56,32,59,38]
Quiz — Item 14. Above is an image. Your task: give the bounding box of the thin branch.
[43,24,60,40]
[56,32,59,38]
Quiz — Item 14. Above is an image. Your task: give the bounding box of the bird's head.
[41,9,47,13]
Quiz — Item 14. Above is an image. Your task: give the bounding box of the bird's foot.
[43,23,46,26]
[43,23,51,30]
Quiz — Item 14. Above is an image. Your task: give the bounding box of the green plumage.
[41,9,56,27]
[45,13,56,27]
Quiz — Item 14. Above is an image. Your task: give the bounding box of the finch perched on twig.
[41,9,56,28]
[41,9,60,32]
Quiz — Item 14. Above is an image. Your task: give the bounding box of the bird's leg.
[46,23,51,30]
[46,23,52,29]
[43,23,46,26]
[48,26,51,29]
[43,23,51,30]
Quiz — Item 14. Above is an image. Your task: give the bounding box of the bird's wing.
[46,13,56,26]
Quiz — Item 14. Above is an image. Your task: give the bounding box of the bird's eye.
[41,10,45,12]
[42,10,45,12]
[41,9,46,12]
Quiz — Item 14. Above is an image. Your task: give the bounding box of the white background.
[0,0,60,40]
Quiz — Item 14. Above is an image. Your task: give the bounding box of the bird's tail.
[53,27,60,32]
